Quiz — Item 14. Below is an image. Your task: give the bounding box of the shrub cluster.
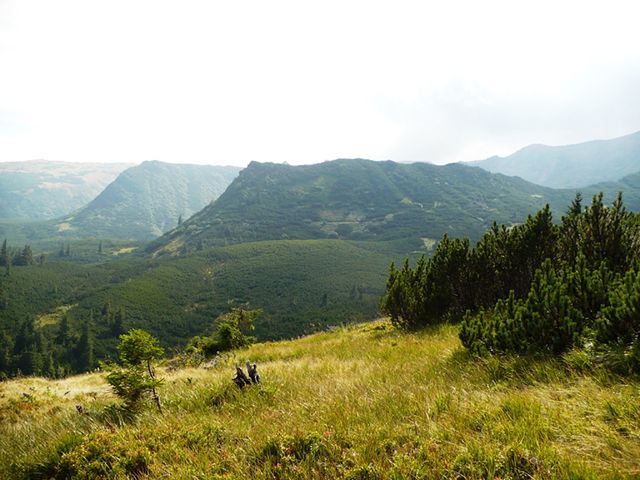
[187,307,260,356]
[382,193,640,369]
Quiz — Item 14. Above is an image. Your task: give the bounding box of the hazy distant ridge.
[0,160,131,220]
[467,131,640,188]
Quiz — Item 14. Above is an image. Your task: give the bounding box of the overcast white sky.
[1,0,639,166]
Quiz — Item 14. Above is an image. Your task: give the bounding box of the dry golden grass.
[1,320,639,479]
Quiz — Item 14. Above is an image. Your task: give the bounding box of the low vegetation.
[187,307,260,356]
[1,321,639,479]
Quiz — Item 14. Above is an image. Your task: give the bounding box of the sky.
[1,0,639,167]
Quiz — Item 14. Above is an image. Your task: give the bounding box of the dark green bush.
[189,308,260,355]
[461,260,589,355]
[595,269,640,373]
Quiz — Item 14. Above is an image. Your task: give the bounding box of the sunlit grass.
[1,320,639,479]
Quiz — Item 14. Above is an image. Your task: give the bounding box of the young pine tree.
[112,307,125,336]
[105,329,164,412]
[0,239,7,266]
[76,318,95,372]
[15,245,34,266]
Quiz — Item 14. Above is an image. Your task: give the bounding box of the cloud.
[0,0,639,165]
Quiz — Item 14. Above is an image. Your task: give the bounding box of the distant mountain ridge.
[0,160,131,220]
[467,131,640,188]
[149,158,576,255]
[56,161,241,240]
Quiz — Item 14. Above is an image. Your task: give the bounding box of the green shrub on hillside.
[188,308,260,356]
[383,235,470,329]
[460,260,586,355]
[384,192,640,368]
[596,269,640,372]
[381,204,559,329]
[104,329,164,412]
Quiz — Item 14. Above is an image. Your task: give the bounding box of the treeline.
[0,317,92,380]
[382,193,640,371]
[0,302,127,380]
[1,239,43,272]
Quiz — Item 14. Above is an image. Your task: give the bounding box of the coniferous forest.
[382,192,640,372]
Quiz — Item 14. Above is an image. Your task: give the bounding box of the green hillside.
[2,321,639,479]
[589,171,640,207]
[71,239,393,342]
[468,130,640,188]
[2,160,640,383]
[149,159,572,255]
[0,160,131,221]
[55,161,241,240]
[0,162,240,242]
[3,158,639,249]
[0,240,398,377]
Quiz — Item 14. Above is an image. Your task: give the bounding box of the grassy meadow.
[1,320,639,479]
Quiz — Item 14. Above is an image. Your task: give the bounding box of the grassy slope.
[2,321,639,479]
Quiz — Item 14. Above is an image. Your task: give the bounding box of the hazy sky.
[1,0,639,166]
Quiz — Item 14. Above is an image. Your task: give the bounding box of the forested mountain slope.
[56,161,240,240]
[149,159,571,255]
[0,239,394,379]
[0,162,240,242]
